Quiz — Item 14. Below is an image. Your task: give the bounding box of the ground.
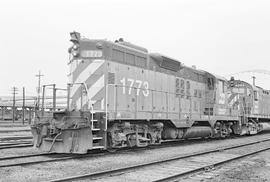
[1,120,270,182]
[183,150,270,182]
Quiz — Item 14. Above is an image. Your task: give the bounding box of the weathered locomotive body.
[31,32,270,153]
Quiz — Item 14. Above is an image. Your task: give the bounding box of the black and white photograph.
[0,0,270,181]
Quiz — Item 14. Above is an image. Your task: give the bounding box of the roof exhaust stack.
[252,76,256,86]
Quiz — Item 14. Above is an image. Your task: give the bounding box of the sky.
[0,0,270,97]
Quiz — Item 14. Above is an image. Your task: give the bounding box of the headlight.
[73,44,79,50]
[72,50,79,56]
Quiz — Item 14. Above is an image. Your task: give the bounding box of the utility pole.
[35,70,44,109]
[12,87,18,123]
[22,87,25,125]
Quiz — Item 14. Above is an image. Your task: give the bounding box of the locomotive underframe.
[107,120,163,148]
[31,109,270,154]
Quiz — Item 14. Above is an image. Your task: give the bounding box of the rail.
[48,137,270,182]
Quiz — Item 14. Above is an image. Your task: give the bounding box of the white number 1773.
[119,77,149,97]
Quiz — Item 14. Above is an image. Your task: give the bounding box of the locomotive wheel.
[147,133,153,144]
[107,132,113,146]
[106,133,118,152]
[126,134,137,147]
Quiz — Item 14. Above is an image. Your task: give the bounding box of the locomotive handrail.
[107,83,243,120]
[48,132,62,153]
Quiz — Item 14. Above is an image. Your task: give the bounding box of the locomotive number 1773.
[119,77,149,97]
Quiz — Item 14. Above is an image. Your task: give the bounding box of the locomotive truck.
[31,32,270,153]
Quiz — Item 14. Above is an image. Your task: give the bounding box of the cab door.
[178,79,191,120]
[216,79,227,115]
[253,90,259,114]
[204,76,215,116]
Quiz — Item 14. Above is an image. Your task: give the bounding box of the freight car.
[31,32,270,153]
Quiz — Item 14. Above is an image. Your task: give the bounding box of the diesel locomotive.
[31,32,270,153]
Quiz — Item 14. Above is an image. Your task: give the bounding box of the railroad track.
[0,137,218,169]
[0,135,33,149]
[0,140,33,149]
[0,141,32,146]
[0,133,268,169]
[0,153,79,168]
[0,129,30,133]
[0,149,108,168]
[48,137,270,182]
[0,143,33,149]
[0,135,220,168]
[0,136,32,141]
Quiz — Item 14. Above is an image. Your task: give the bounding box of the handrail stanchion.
[67,84,71,111]
[41,85,45,116]
[52,84,56,111]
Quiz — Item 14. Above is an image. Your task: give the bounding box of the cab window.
[254,91,258,101]
[218,80,225,93]
[207,78,214,90]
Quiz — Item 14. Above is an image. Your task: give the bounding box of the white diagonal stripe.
[71,59,104,97]
[101,98,104,110]
[88,74,104,101]
[76,97,81,110]
[79,75,104,108]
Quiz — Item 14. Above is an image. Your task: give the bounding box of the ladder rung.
[91,119,98,122]
[93,137,103,140]
[92,146,105,149]
[91,110,105,114]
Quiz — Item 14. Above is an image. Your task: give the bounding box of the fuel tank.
[162,126,213,139]
[259,122,270,132]
[182,126,213,139]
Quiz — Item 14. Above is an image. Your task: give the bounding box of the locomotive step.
[44,138,63,142]
[92,145,105,149]
[90,110,105,114]
[92,128,100,131]
[93,137,103,140]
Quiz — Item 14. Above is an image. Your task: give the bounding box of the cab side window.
[254,91,258,101]
[186,81,190,96]
[207,78,214,90]
[180,79,185,95]
[218,80,225,93]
